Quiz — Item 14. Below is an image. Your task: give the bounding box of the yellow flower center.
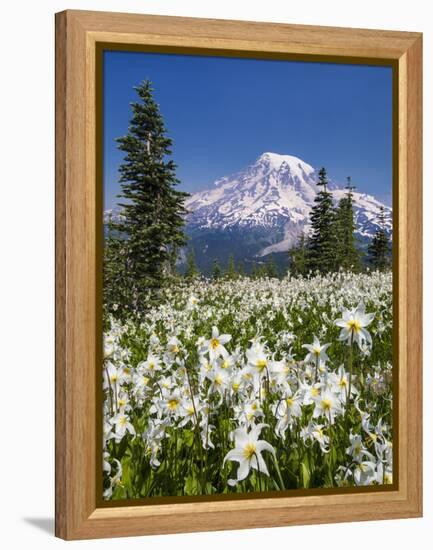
[321,399,332,411]
[142,376,149,386]
[187,405,194,415]
[170,345,179,354]
[256,359,267,372]
[286,398,294,407]
[123,367,130,375]
[110,375,118,383]
[313,347,321,356]
[339,378,347,387]
[149,362,155,370]
[232,382,240,392]
[214,374,223,386]
[167,399,179,411]
[366,433,378,447]
[118,416,127,426]
[210,338,220,350]
[311,387,319,397]
[243,442,257,460]
[221,360,230,369]
[348,319,361,332]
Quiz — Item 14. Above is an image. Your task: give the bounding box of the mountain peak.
[185,153,392,252]
[256,152,314,173]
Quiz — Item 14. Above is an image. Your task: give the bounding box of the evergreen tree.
[225,254,237,279]
[212,259,222,280]
[265,255,279,278]
[305,167,337,273]
[368,206,391,270]
[335,177,361,271]
[289,232,307,276]
[237,261,245,278]
[256,264,268,278]
[185,248,198,278]
[104,214,132,316]
[103,80,189,318]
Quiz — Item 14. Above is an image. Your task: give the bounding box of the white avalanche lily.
[302,336,331,365]
[312,389,342,424]
[334,302,374,349]
[223,423,275,486]
[246,343,270,377]
[111,412,135,440]
[204,326,232,360]
[138,354,161,375]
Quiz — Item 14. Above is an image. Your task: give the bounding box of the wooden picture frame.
[55,9,422,540]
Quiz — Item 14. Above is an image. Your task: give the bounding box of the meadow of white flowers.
[102,270,393,499]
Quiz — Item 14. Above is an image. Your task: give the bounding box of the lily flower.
[312,389,343,424]
[302,336,331,365]
[111,412,135,440]
[346,433,375,463]
[334,302,374,349]
[223,423,275,486]
[138,354,161,376]
[203,326,232,360]
[246,343,270,379]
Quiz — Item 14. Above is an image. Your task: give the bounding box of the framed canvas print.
[55,10,423,540]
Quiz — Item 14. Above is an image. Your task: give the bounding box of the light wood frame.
[55,9,423,540]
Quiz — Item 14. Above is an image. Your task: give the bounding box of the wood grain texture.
[55,10,423,540]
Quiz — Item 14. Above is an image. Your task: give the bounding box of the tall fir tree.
[185,248,198,279]
[256,264,268,278]
[226,254,237,279]
[212,259,222,280]
[250,264,259,279]
[335,177,361,271]
[368,206,391,270]
[305,167,337,273]
[104,80,189,318]
[289,232,307,276]
[265,255,279,278]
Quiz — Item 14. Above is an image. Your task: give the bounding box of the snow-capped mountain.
[103,152,392,273]
[185,152,392,257]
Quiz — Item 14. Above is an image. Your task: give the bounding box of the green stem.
[185,366,205,493]
[314,355,319,383]
[327,413,334,487]
[272,453,286,490]
[255,453,262,492]
[346,333,354,421]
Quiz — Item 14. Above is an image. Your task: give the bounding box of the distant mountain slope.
[105,152,392,274]
[185,152,391,256]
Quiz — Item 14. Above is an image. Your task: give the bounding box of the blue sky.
[103,50,393,209]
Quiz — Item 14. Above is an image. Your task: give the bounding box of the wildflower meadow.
[102,270,393,499]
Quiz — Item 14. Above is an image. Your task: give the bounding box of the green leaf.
[300,459,311,488]
[184,473,199,495]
